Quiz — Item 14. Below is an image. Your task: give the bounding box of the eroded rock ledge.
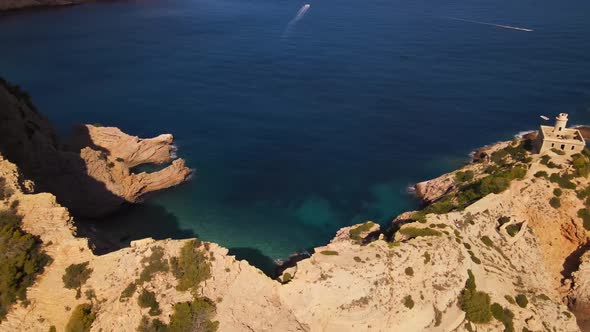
[0,78,191,217]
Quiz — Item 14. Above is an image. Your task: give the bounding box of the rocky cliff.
[0,81,588,332]
[0,78,191,218]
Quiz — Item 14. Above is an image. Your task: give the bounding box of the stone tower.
[554,113,568,133]
[534,113,585,154]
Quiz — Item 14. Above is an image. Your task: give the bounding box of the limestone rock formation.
[570,251,590,331]
[0,79,191,217]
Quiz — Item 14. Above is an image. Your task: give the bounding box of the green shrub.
[119,282,137,302]
[549,197,561,209]
[577,208,590,231]
[0,210,50,321]
[168,297,219,332]
[465,270,476,291]
[497,216,511,226]
[402,295,414,309]
[549,173,576,189]
[387,242,401,248]
[484,165,499,174]
[515,294,528,308]
[572,153,590,177]
[405,267,414,276]
[139,246,169,284]
[506,223,522,237]
[320,250,339,256]
[171,240,211,293]
[137,316,167,332]
[423,252,431,264]
[504,295,515,305]
[116,157,125,163]
[281,272,293,283]
[398,227,442,239]
[65,303,95,332]
[63,262,93,299]
[463,242,472,250]
[460,288,492,323]
[353,256,362,263]
[491,303,515,332]
[349,221,376,243]
[553,188,562,197]
[536,294,550,301]
[534,171,548,178]
[49,326,56,332]
[455,170,475,182]
[138,289,161,316]
[480,236,493,247]
[540,155,551,165]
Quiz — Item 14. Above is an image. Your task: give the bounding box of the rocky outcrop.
[0,79,191,218]
[0,81,587,331]
[0,0,87,11]
[415,141,511,204]
[570,251,590,331]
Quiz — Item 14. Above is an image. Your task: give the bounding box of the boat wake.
[445,17,534,32]
[282,4,311,38]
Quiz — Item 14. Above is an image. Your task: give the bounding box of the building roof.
[540,125,585,145]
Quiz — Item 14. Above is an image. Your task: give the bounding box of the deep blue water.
[1,0,590,271]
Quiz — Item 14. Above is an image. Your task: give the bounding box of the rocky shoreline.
[0,79,588,331]
[0,78,192,218]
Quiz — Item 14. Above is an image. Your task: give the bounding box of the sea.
[1,0,589,273]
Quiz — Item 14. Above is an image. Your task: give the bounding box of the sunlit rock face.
[0,79,191,218]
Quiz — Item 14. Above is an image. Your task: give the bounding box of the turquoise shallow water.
[1,0,590,272]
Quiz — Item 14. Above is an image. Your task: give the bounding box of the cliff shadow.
[228,247,278,277]
[76,202,198,255]
[562,241,590,282]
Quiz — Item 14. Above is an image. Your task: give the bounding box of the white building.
[534,113,585,154]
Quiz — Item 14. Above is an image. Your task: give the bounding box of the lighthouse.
[534,113,585,154]
[554,113,568,133]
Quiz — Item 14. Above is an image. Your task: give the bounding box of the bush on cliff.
[65,303,95,332]
[549,173,576,189]
[169,297,219,332]
[455,170,474,182]
[459,270,492,324]
[138,289,161,316]
[137,316,167,332]
[398,227,442,239]
[491,303,515,332]
[402,295,414,309]
[0,209,50,321]
[578,208,590,231]
[63,262,93,299]
[171,240,211,292]
[572,153,590,177]
[515,294,528,308]
[349,221,377,243]
[139,246,169,285]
